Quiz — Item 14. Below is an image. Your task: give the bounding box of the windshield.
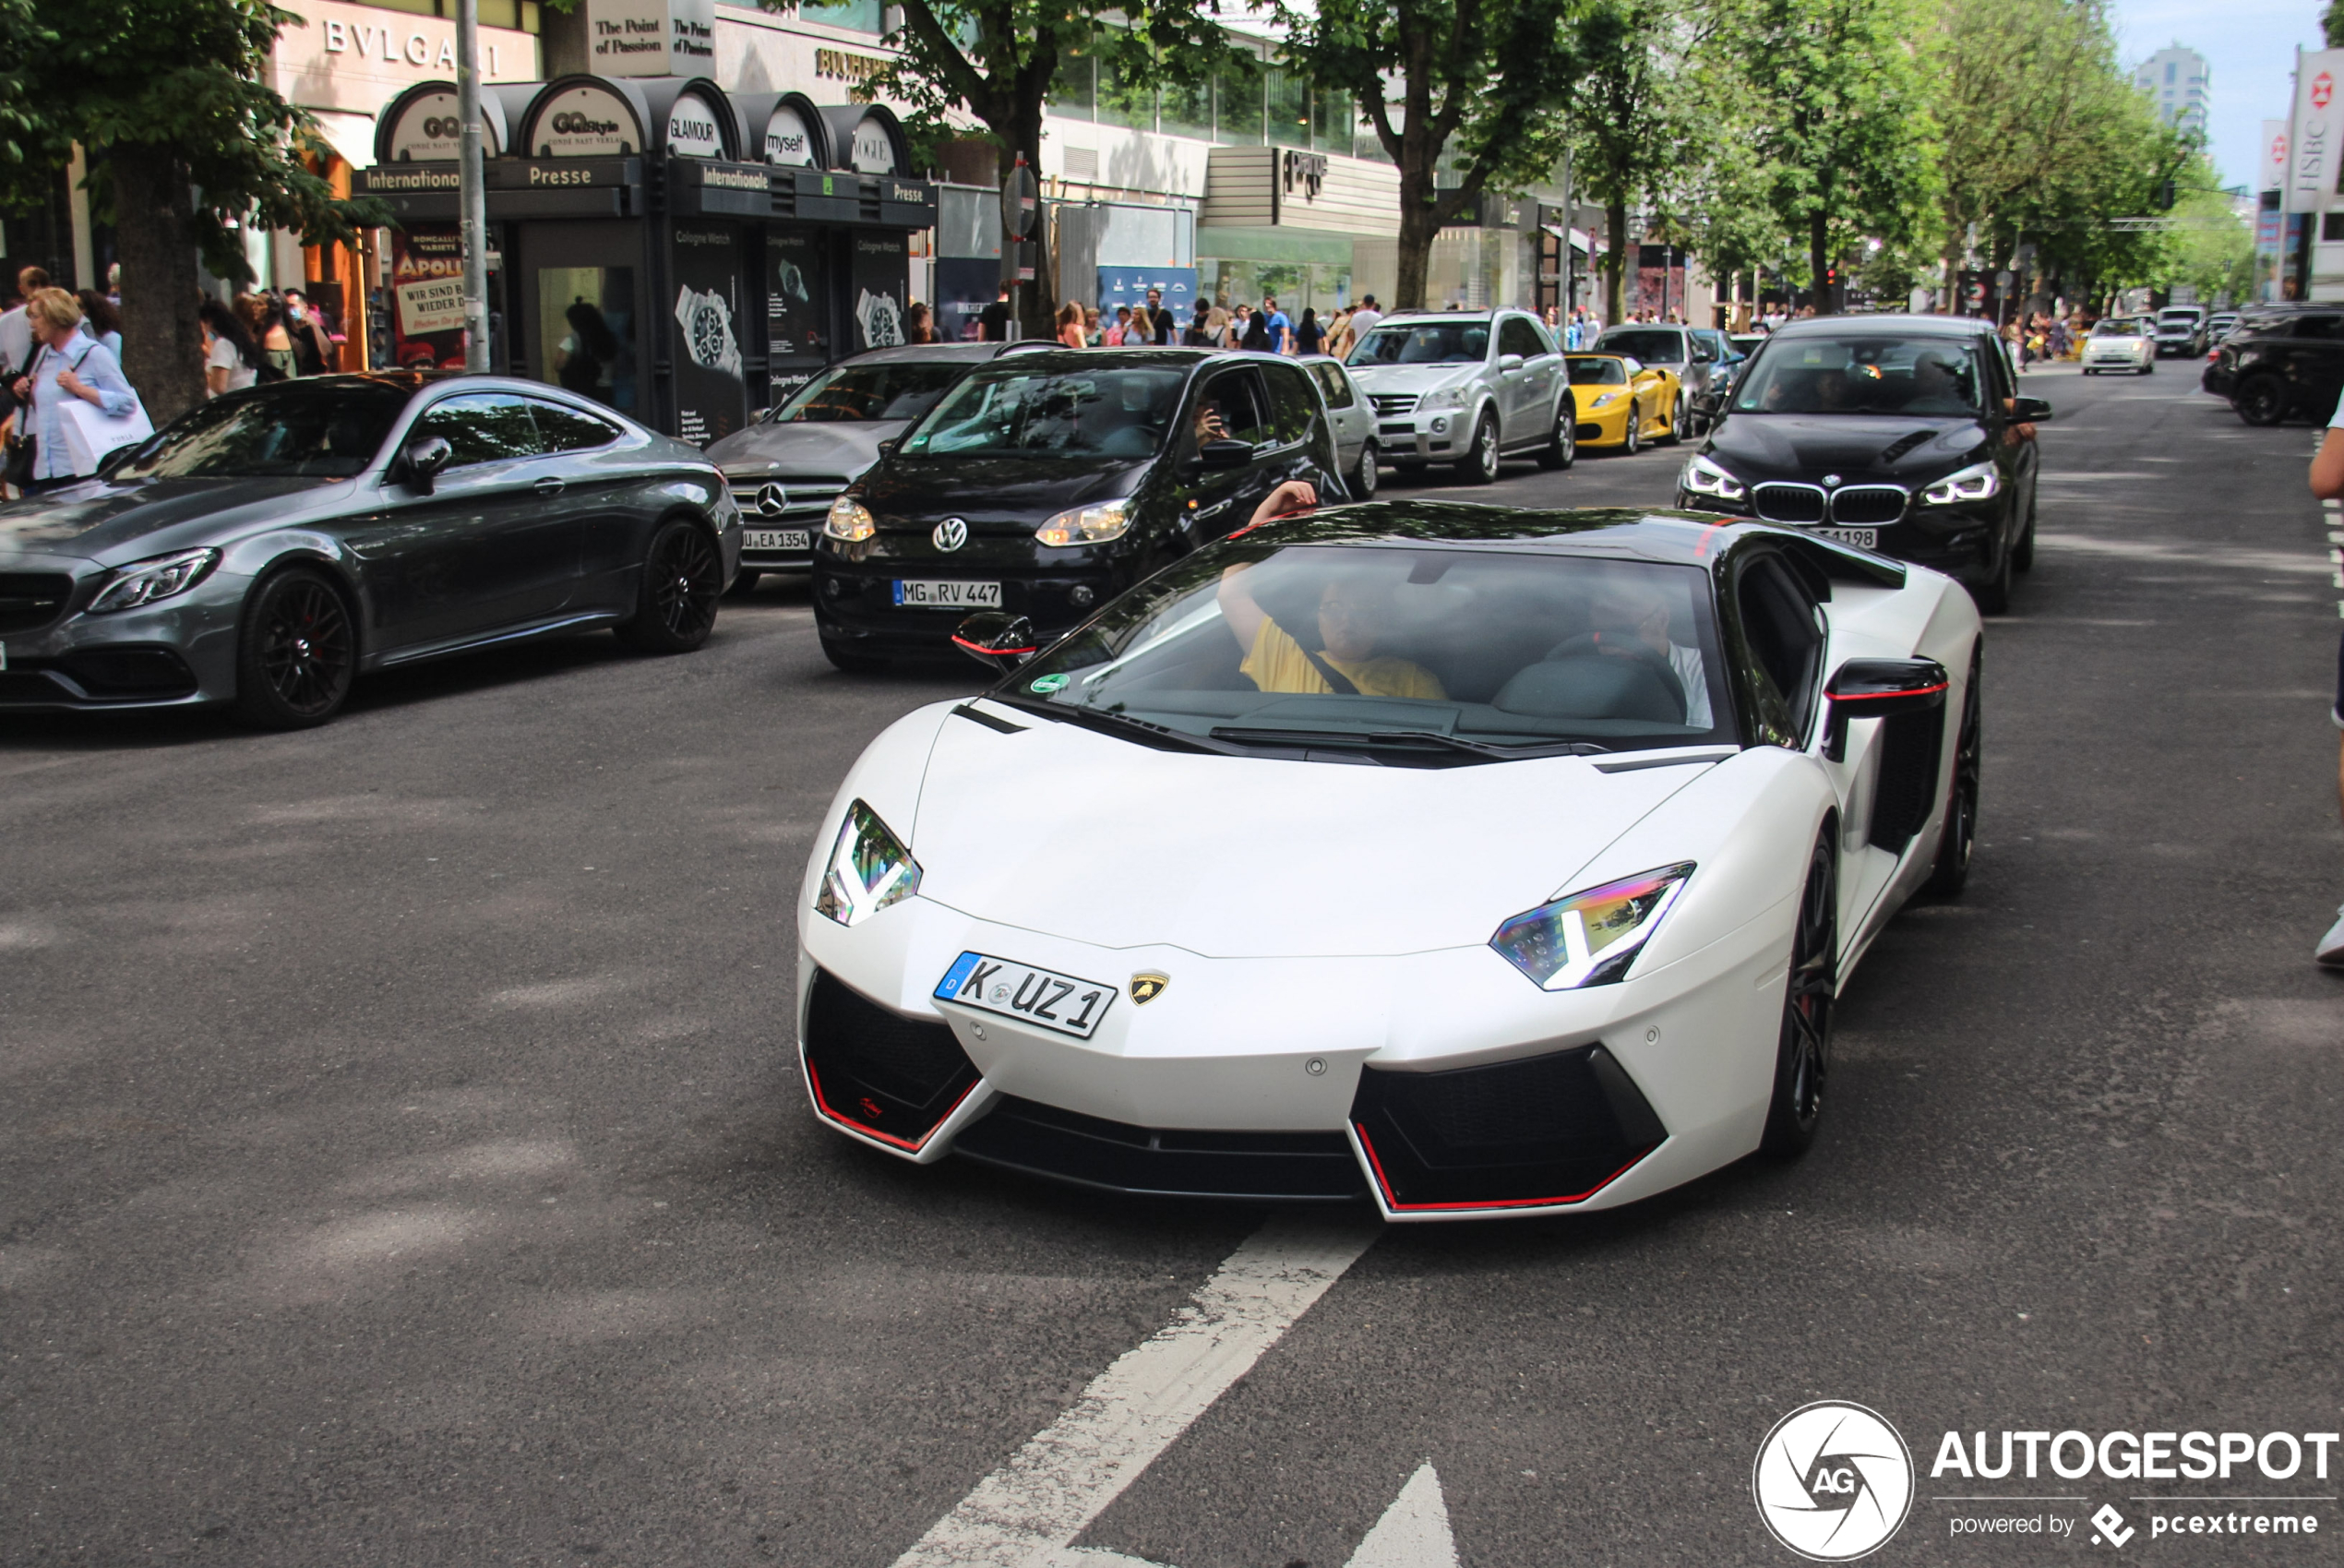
[114,382,411,480]
[1730,336,1984,417]
[899,365,1186,459]
[1347,321,1490,366]
[767,359,970,424]
[999,542,1732,759]
[2093,318,2149,337]
[2157,310,2202,325]
[1566,357,1630,386]
[1597,329,1686,365]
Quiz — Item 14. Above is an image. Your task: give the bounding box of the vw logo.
[933,518,969,552]
[755,482,788,516]
[1752,1401,1913,1561]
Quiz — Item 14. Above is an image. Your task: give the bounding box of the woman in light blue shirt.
[8,288,138,491]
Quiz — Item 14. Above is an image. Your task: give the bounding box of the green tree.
[1724,0,1940,313]
[1562,0,1701,324]
[1272,0,1577,309]
[0,0,385,419]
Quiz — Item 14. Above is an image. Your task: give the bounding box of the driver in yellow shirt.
[1215,483,1445,700]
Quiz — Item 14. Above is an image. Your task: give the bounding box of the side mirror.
[1199,438,1254,469]
[952,610,1040,675]
[2011,395,2053,423]
[1499,353,1525,373]
[1824,657,1947,762]
[875,437,901,457]
[393,435,454,493]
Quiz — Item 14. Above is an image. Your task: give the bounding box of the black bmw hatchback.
[811,349,1346,669]
[1673,315,2051,614]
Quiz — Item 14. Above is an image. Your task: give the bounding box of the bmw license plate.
[893,580,1002,608]
[1814,527,1877,550]
[743,528,809,552]
[934,952,1115,1039]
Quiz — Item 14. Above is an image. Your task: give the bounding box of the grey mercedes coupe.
[0,373,741,728]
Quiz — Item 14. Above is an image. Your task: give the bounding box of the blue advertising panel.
[1097,266,1198,320]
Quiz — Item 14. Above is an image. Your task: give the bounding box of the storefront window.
[1050,41,1095,121]
[799,0,881,31]
[1265,70,1310,149]
[537,267,639,415]
[1312,87,1352,154]
[1214,66,1262,145]
[1160,73,1212,142]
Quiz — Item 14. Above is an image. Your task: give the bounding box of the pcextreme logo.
[1753,1401,1917,1561]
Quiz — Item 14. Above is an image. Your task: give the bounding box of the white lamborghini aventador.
[795,501,1981,1221]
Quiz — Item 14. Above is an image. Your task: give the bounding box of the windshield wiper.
[1207,725,1608,760]
[994,696,1243,756]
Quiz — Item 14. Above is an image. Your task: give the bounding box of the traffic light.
[2156,178,2177,209]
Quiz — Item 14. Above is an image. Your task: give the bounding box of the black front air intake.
[1350,1045,1665,1210]
[952,1096,1366,1202]
[803,968,981,1151]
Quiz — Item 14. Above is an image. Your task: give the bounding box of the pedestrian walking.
[1143,287,1176,344]
[5,287,144,493]
[979,284,1011,342]
[1324,305,1356,359]
[1083,306,1103,346]
[903,301,937,344]
[1203,305,1233,348]
[1183,302,1215,347]
[1056,300,1087,349]
[0,267,48,430]
[1106,305,1133,346]
[281,289,336,375]
[1349,295,1383,342]
[2306,401,2344,964]
[1295,306,1324,356]
[1261,295,1293,353]
[201,297,259,396]
[1239,306,1273,353]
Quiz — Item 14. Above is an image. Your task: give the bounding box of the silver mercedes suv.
[1343,309,1577,481]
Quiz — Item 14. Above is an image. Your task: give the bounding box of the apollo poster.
[389,226,469,370]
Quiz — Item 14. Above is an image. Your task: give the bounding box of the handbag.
[50,340,153,475]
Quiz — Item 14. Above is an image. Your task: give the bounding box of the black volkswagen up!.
[811,348,1346,670]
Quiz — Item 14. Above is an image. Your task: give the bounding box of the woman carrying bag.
[7,288,147,494]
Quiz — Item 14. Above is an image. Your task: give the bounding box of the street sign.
[1001,156,1038,240]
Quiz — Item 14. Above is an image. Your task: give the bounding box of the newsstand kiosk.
[361,76,936,446]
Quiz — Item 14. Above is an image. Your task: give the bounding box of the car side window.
[1499,317,1544,359]
[1735,554,1824,743]
[1529,318,1558,355]
[2294,315,2344,341]
[1310,361,1356,410]
[528,399,621,451]
[1263,364,1320,447]
[1190,369,1274,451]
[414,393,544,468]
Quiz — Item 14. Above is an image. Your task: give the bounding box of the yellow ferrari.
[1567,354,1683,454]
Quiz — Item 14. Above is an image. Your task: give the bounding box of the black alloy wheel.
[1969,527,2014,616]
[1537,399,1577,470]
[233,567,355,729]
[2235,376,2287,426]
[1458,411,1501,484]
[1351,439,1380,499]
[617,519,722,653]
[724,569,762,600]
[1621,404,1642,457]
[1922,648,1982,899]
[2012,479,2038,573]
[1760,830,1838,1158]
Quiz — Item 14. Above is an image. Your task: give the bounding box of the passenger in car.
[1216,483,1445,699]
[1586,580,1712,728]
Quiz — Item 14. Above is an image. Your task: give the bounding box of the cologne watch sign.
[584,0,713,78]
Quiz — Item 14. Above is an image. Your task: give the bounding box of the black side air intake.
[803,968,981,1151]
[1349,1044,1665,1211]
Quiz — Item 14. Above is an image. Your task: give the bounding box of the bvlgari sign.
[270,0,536,118]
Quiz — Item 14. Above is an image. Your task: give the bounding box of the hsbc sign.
[2289,50,2344,213]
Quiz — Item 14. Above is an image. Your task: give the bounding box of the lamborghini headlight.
[1680,454,1746,500]
[1419,386,1471,411]
[1919,461,2000,506]
[1035,498,1130,546]
[824,495,877,542]
[814,799,921,926]
[1489,862,1696,989]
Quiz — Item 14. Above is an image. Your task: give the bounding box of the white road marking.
[1345,1464,1461,1568]
[892,1213,1380,1568]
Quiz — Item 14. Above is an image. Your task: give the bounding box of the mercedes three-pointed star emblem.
[756,482,789,516]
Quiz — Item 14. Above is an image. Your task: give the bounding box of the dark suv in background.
[1593,324,1726,437]
[811,349,1345,670]
[2203,305,2344,425]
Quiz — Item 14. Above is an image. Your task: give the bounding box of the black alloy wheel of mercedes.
[2234,376,2288,426]
[1760,830,1838,1158]
[1922,648,1983,899]
[233,567,356,730]
[618,520,723,653]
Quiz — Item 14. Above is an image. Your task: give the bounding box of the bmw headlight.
[1919,461,2001,506]
[814,800,921,926]
[1419,387,1471,411]
[88,548,221,614]
[1680,454,1747,501]
[824,495,877,542]
[1489,863,1696,989]
[1034,498,1130,546]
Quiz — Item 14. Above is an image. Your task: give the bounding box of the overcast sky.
[2105,0,2324,187]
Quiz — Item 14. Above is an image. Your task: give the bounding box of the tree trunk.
[1808,209,1835,317]
[1394,188,1441,312]
[1604,197,1629,325]
[113,145,207,424]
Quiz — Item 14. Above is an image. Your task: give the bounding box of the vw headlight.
[1919,461,2001,506]
[1419,387,1471,411]
[1489,863,1696,989]
[1680,454,1746,501]
[824,495,877,542]
[88,548,221,614]
[1035,498,1130,546]
[814,799,921,926]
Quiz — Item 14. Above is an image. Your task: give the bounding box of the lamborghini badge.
[1129,972,1168,1005]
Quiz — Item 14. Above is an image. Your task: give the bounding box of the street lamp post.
[457,0,488,373]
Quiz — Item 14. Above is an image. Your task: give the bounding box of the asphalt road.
[4,360,2339,1567]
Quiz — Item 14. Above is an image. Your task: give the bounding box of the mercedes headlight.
[1919,461,2001,506]
[88,548,221,614]
[1419,387,1471,411]
[1489,863,1696,989]
[824,495,877,542]
[1681,454,1746,501]
[1035,498,1130,546]
[814,800,921,926]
